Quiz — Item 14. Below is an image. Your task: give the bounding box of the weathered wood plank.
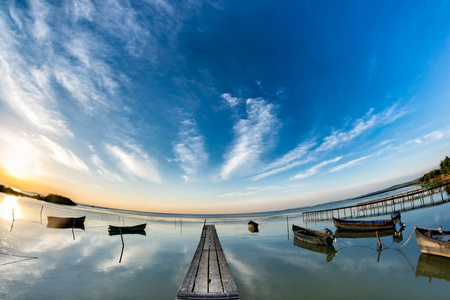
[193,249,209,293]
[216,249,238,293]
[209,243,222,293]
[179,238,205,293]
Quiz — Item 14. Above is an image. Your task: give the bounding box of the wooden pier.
[303,180,450,222]
[177,225,239,300]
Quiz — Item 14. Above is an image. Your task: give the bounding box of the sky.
[1,0,450,214]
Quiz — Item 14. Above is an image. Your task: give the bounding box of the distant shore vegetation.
[0,185,76,206]
[420,156,450,183]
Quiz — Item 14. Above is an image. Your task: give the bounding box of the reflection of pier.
[303,180,450,222]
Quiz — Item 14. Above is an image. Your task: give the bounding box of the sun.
[0,196,22,221]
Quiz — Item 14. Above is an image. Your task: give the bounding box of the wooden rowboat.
[292,224,335,246]
[332,217,396,231]
[248,220,259,233]
[332,212,403,231]
[414,226,450,258]
[108,223,147,235]
[47,216,85,229]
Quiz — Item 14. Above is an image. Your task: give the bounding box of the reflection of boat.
[332,212,402,231]
[393,228,404,243]
[293,238,337,262]
[335,228,395,239]
[415,253,450,282]
[47,216,85,229]
[292,224,334,246]
[414,226,450,258]
[248,220,259,233]
[108,223,147,234]
[109,229,146,236]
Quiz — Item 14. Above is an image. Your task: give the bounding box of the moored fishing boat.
[414,226,450,258]
[47,216,85,229]
[332,212,404,231]
[292,224,335,246]
[108,223,147,234]
[248,220,259,233]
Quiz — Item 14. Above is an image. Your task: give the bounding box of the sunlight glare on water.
[0,196,21,221]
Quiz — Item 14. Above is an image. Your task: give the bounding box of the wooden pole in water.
[72,218,76,240]
[119,227,124,263]
[286,215,289,240]
[40,205,44,224]
[376,231,382,250]
[12,209,15,221]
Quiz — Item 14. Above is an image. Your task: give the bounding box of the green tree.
[440,156,450,174]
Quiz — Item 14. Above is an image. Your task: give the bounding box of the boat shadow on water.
[415,253,450,282]
[293,238,337,262]
[335,228,404,244]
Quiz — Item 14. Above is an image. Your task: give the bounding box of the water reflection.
[335,228,405,244]
[1,194,450,299]
[415,253,450,282]
[0,196,21,221]
[335,228,396,239]
[293,238,337,262]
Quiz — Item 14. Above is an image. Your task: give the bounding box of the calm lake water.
[1,187,449,300]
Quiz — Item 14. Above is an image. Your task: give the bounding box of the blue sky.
[1,0,450,213]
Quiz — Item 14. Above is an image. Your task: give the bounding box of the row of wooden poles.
[303,180,450,222]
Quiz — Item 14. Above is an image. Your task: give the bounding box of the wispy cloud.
[250,103,409,181]
[220,93,240,107]
[89,146,124,182]
[291,156,342,180]
[173,119,208,181]
[0,0,125,139]
[316,103,408,152]
[39,135,90,173]
[219,97,280,180]
[106,144,162,183]
[329,155,373,173]
[249,140,316,181]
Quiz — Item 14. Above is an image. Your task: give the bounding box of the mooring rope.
[376,229,415,250]
[0,252,38,266]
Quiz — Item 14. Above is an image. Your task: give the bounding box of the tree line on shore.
[0,184,76,206]
[420,156,450,182]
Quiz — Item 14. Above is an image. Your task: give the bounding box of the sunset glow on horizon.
[1,1,450,214]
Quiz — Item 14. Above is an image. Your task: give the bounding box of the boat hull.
[415,226,450,258]
[292,224,333,246]
[332,217,395,231]
[47,216,85,229]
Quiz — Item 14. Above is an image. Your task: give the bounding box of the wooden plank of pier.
[177,225,239,300]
